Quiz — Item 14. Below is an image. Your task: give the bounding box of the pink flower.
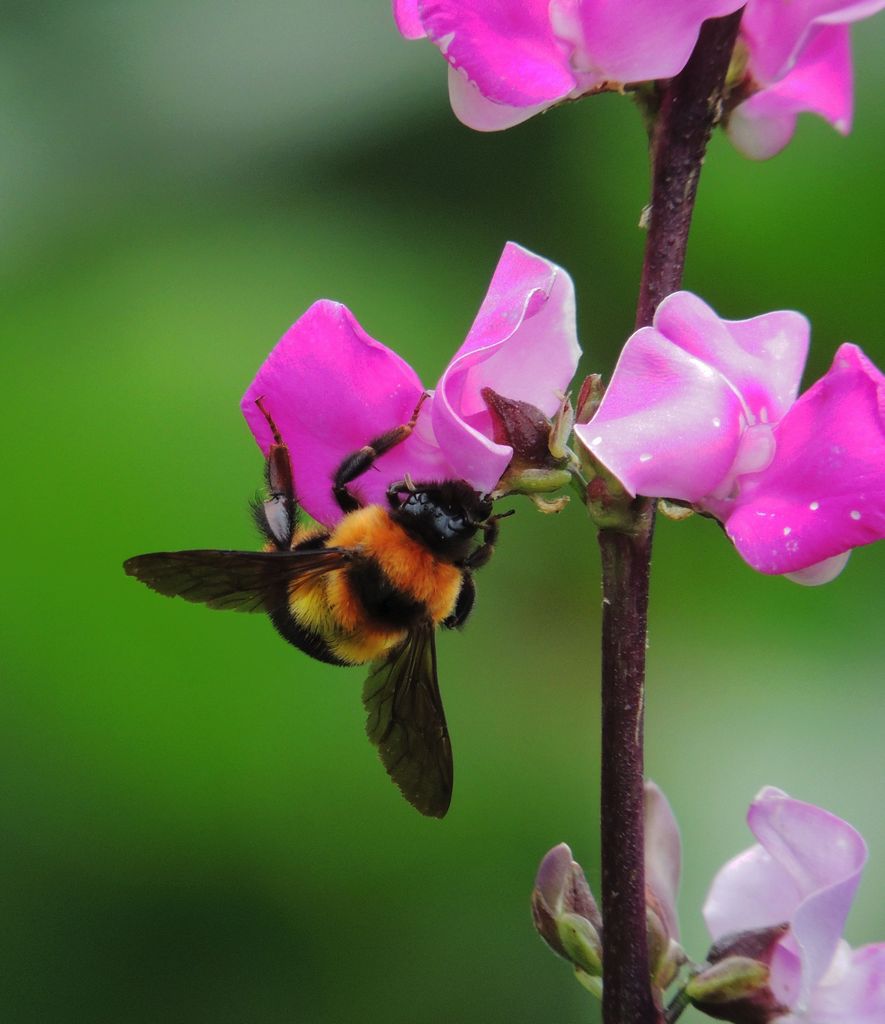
[703,787,885,1023]
[392,0,744,131]
[729,0,885,158]
[241,243,580,527]
[573,292,885,583]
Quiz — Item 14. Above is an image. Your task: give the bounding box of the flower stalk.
[599,11,744,1024]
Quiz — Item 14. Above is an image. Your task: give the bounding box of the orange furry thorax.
[328,505,462,623]
[286,505,464,666]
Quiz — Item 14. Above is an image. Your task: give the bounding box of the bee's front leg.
[332,393,429,514]
[460,510,514,570]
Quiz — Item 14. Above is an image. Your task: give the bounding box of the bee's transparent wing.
[363,623,453,818]
[123,548,350,612]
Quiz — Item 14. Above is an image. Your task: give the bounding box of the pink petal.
[728,26,853,160]
[419,0,577,108]
[573,0,745,86]
[653,292,809,426]
[241,301,449,527]
[392,0,426,40]
[535,843,576,912]
[704,841,803,942]
[577,327,747,500]
[703,788,869,1010]
[715,345,885,575]
[447,65,549,131]
[747,788,868,1005]
[805,944,885,1023]
[644,782,682,942]
[577,293,809,501]
[742,0,885,83]
[433,242,580,492]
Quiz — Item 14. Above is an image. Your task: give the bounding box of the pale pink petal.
[784,551,852,586]
[747,788,868,1005]
[577,293,809,501]
[704,842,803,940]
[729,26,853,160]
[713,345,885,575]
[392,0,426,40]
[419,0,577,107]
[574,0,745,86]
[447,65,549,132]
[535,843,576,912]
[241,301,449,527]
[653,292,809,425]
[742,0,885,83]
[805,944,885,1023]
[703,788,869,1011]
[433,242,580,491]
[644,782,681,942]
[576,328,747,501]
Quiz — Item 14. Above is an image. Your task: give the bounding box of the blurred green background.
[2,5,883,1022]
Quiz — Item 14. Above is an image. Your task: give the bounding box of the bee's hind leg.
[332,393,429,514]
[252,396,299,550]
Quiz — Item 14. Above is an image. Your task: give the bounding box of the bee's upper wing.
[123,548,350,612]
[363,623,453,818]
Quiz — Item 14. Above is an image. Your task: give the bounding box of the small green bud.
[497,466,573,496]
[686,957,770,1004]
[556,912,603,977]
[575,968,604,1000]
[531,844,604,977]
[548,391,574,460]
[575,374,605,423]
[687,924,791,1024]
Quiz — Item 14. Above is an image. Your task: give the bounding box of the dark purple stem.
[599,12,744,1024]
[635,10,746,330]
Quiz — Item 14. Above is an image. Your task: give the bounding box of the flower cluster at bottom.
[533,786,884,1023]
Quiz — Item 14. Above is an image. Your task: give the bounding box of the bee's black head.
[392,480,494,560]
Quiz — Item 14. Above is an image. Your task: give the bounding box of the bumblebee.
[124,396,509,818]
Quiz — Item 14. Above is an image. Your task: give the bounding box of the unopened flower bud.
[575,374,605,423]
[482,387,572,498]
[557,911,604,977]
[687,923,790,1024]
[531,844,603,977]
[548,392,574,460]
[646,898,685,989]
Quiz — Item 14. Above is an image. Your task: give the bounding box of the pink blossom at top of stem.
[241,243,580,527]
[392,0,744,131]
[728,0,885,158]
[574,292,885,582]
[742,0,885,84]
[703,787,885,1022]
